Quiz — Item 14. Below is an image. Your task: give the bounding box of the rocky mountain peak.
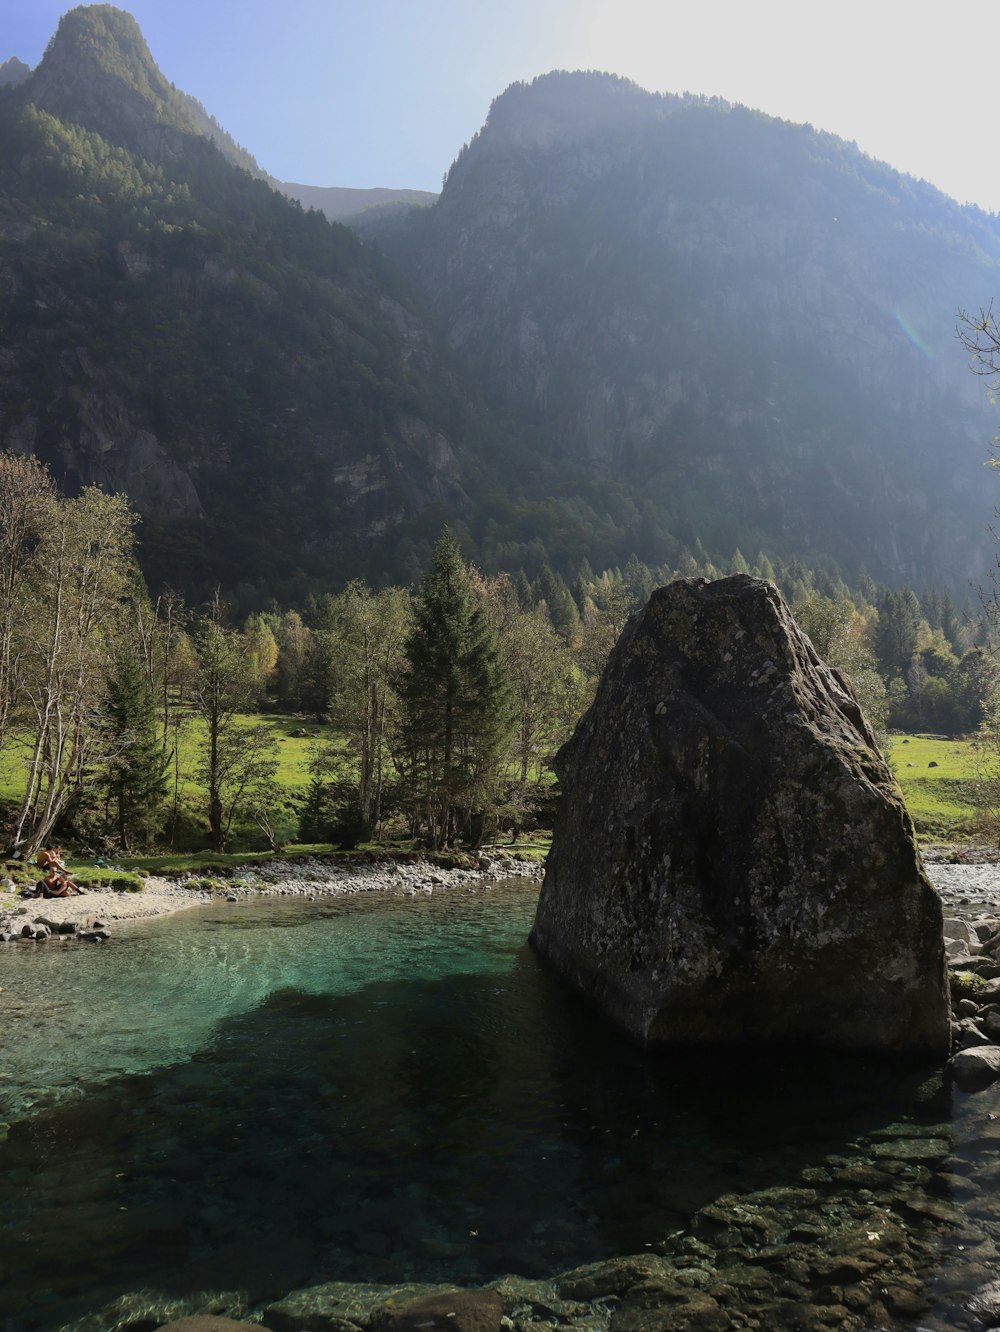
[0,57,31,88]
[20,4,212,165]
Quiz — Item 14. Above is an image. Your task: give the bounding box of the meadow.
[888,732,980,842]
[0,719,984,880]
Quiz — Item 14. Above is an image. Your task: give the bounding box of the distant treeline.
[0,451,991,857]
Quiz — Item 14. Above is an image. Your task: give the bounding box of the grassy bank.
[889,732,980,841]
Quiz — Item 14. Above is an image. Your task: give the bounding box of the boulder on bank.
[530,575,949,1055]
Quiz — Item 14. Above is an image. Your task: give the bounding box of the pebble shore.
[0,852,544,943]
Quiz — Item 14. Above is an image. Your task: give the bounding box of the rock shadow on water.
[0,947,960,1332]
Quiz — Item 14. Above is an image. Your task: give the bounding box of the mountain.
[0,5,493,599]
[281,183,438,222]
[0,58,30,88]
[4,13,1000,598]
[362,72,1000,589]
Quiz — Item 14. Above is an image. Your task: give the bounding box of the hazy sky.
[4,0,998,211]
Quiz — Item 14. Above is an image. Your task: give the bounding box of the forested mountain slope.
[363,72,1000,588]
[0,6,491,599]
[4,10,1000,598]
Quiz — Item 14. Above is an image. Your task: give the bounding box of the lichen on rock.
[530,574,949,1055]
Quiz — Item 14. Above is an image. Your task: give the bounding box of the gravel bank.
[0,853,544,940]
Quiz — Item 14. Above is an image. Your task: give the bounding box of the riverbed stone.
[951,1045,1000,1091]
[157,1320,261,1332]
[968,1277,1000,1323]
[266,1282,459,1332]
[531,575,950,1054]
[371,1290,503,1332]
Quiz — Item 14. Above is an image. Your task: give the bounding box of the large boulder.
[530,575,949,1055]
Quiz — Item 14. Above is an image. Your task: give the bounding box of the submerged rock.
[531,575,949,1055]
[371,1290,503,1332]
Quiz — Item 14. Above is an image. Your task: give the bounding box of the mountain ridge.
[280,183,438,222]
[3,11,1000,595]
[0,4,498,598]
[361,71,1000,588]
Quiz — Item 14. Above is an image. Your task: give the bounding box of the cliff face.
[370,72,1000,587]
[0,5,477,594]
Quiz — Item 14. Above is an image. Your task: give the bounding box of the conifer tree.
[754,551,777,583]
[535,563,579,635]
[512,569,534,611]
[103,648,169,850]
[399,530,514,848]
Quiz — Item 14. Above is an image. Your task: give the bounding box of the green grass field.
[0,711,336,858]
[0,708,555,868]
[889,732,980,841]
[0,714,982,866]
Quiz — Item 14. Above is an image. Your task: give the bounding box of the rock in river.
[530,575,949,1055]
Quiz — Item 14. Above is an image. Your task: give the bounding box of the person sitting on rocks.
[37,845,69,874]
[38,865,84,897]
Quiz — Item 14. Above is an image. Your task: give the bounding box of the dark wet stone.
[868,1136,951,1161]
[610,1290,728,1332]
[767,1303,855,1330]
[956,1019,994,1049]
[829,1165,893,1188]
[809,1255,877,1283]
[713,1262,779,1293]
[558,1256,678,1302]
[897,1193,965,1224]
[788,1223,826,1242]
[934,1170,983,1197]
[157,1320,261,1331]
[880,1283,930,1317]
[371,1290,503,1332]
[485,1276,565,1317]
[266,1283,456,1332]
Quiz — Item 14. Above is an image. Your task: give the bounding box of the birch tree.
[192,594,278,850]
[0,452,54,756]
[321,580,411,835]
[12,488,136,853]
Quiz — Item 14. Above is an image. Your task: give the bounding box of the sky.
[3,0,999,211]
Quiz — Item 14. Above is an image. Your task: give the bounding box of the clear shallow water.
[0,880,987,1330]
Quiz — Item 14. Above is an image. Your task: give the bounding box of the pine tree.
[399,530,514,848]
[512,569,535,611]
[103,648,169,850]
[875,589,920,677]
[535,563,579,635]
[754,551,776,583]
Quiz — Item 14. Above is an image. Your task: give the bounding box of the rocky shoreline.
[0,851,544,944]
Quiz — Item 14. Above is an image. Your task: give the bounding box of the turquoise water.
[0,880,978,1330]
